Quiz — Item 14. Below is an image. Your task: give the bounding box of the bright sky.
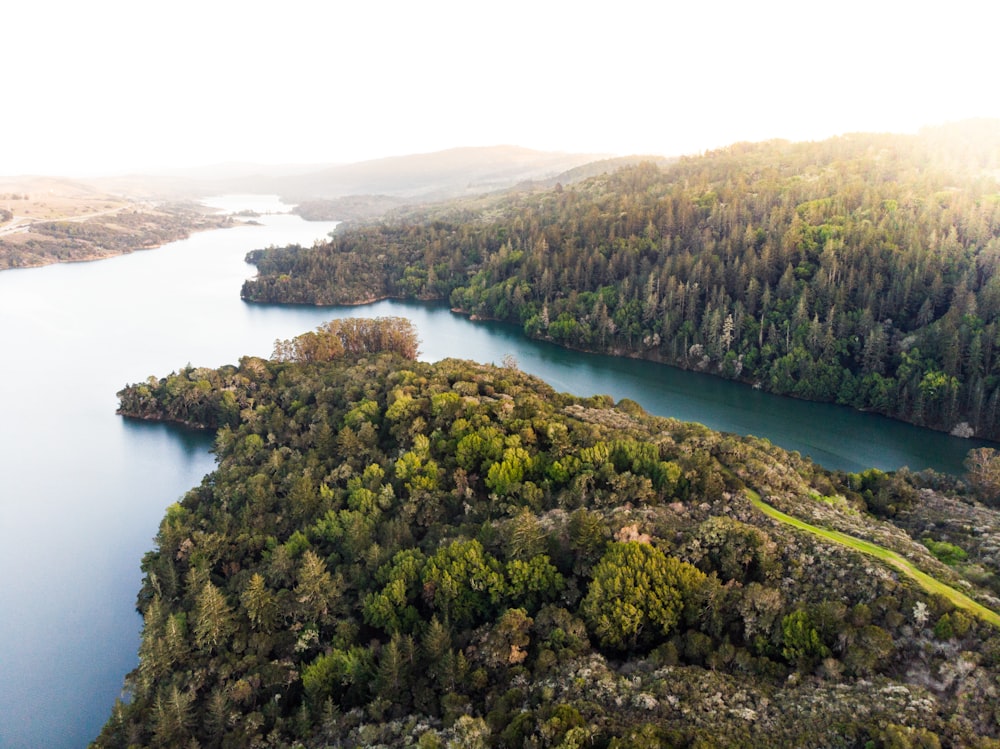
[3,0,997,176]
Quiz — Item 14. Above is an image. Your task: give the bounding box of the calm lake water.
[0,195,991,748]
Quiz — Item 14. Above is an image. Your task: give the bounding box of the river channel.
[0,195,990,748]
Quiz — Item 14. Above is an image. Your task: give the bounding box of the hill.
[0,178,236,270]
[95,318,1000,748]
[240,121,1000,441]
[88,146,611,205]
[288,154,672,225]
[272,146,613,202]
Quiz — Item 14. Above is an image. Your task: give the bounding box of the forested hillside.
[242,121,1000,440]
[97,318,1000,748]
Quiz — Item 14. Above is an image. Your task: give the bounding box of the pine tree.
[193,581,235,652]
[241,573,278,633]
[295,549,342,625]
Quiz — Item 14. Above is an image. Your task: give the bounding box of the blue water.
[0,196,989,748]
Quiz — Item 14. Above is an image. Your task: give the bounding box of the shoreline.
[0,212,242,272]
[244,293,997,451]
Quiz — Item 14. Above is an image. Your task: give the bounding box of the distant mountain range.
[86,146,632,203]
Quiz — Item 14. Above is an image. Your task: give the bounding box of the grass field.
[748,490,1000,628]
[0,176,129,223]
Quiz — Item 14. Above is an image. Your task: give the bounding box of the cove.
[0,195,992,749]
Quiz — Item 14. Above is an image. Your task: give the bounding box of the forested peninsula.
[99,318,1000,748]
[242,121,1000,440]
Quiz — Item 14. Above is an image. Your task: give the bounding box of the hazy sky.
[3,0,997,176]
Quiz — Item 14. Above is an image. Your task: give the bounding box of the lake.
[0,195,990,748]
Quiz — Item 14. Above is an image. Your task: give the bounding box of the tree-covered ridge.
[242,122,1000,439]
[117,317,420,429]
[101,327,1000,748]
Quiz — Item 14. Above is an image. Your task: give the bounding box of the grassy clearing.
[747,490,1000,628]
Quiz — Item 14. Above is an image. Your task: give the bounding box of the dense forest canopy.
[99,319,1000,748]
[242,121,1000,440]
